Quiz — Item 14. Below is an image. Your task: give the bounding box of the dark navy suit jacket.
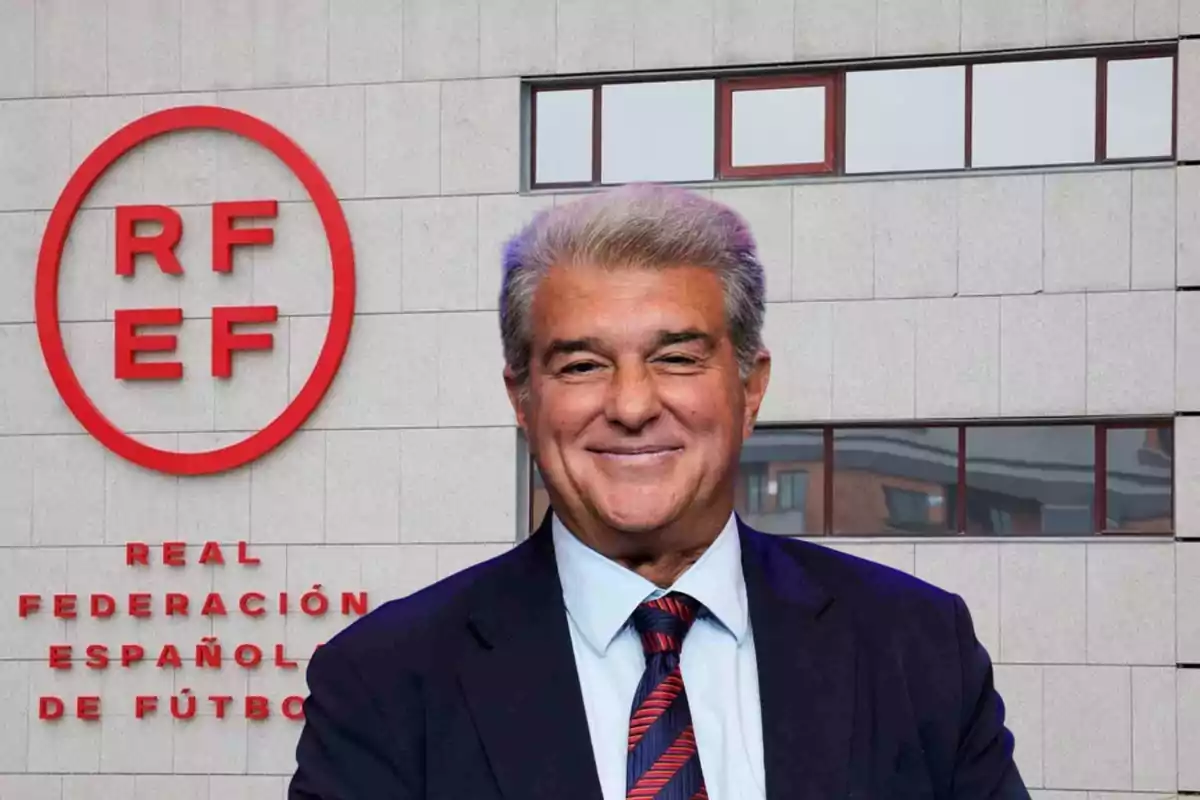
[289,516,1029,799]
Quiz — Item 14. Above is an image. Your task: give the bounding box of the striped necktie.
[626,592,708,800]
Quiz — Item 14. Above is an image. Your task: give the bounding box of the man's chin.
[591,500,682,534]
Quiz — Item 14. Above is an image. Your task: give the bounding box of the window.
[526,421,1174,537]
[965,425,1094,535]
[600,80,715,184]
[971,58,1097,168]
[1104,56,1175,160]
[526,45,1175,189]
[719,75,835,178]
[740,468,812,528]
[831,428,957,535]
[1103,424,1172,532]
[1042,505,1095,535]
[844,65,966,174]
[736,428,822,534]
[531,88,595,186]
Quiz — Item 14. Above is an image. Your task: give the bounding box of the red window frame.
[717,74,839,179]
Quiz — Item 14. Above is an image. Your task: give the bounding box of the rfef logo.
[35,106,355,476]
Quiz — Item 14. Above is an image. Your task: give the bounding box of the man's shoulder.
[755,532,971,677]
[316,541,525,669]
[758,531,959,623]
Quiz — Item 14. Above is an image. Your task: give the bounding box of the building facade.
[0,0,1198,797]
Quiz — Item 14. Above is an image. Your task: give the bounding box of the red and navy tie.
[626,592,708,800]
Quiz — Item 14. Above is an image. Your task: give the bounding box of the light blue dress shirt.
[552,513,767,800]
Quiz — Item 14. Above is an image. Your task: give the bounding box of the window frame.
[968,54,1102,170]
[1097,52,1179,163]
[842,63,970,175]
[1097,418,1175,535]
[717,73,839,179]
[819,419,1173,537]
[598,77,720,185]
[525,43,1176,191]
[529,84,601,190]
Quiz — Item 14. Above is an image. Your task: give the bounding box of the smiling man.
[289,185,1029,800]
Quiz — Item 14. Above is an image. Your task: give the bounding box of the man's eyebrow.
[654,329,714,349]
[541,337,604,365]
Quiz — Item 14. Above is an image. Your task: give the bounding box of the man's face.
[507,262,770,544]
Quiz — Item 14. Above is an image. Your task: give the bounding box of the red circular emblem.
[35,105,355,476]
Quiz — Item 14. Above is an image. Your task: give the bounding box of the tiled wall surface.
[1,0,1198,797]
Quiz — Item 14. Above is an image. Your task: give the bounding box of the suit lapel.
[458,519,604,800]
[741,522,857,800]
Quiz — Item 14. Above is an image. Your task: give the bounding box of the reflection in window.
[965,426,1094,535]
[736,429,822,534]
[1105,426,1172,532]
[884,486,945,532]
[777,470,808,512]
[1041,505,1093,534]
[526,422,1174,538]
[745,469,767,514]
[832,428,956,535]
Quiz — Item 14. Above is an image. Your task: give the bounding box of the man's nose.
[604,363,662,430]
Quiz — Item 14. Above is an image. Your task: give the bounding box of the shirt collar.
[552,511,749,656]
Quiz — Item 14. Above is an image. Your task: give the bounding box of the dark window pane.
[737,429,823,534]
[1105,426,1172,533]
[965,425,1094,535]
[831,428,957,535]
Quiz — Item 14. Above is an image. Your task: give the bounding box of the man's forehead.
[527,262,728,339]
[534,262,724,307]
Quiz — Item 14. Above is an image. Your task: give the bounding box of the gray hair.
[498,184,766,387]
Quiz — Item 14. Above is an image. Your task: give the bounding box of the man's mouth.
[588,445,683,461]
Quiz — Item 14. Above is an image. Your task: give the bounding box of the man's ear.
[742,348,771,438]
[503,365,529,431]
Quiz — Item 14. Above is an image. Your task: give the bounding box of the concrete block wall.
[0,0,1195,796]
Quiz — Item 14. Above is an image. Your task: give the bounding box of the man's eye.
[561,361,601,374]
[658,354,698,366]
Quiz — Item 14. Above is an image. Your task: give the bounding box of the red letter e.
[114,308,183,380]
